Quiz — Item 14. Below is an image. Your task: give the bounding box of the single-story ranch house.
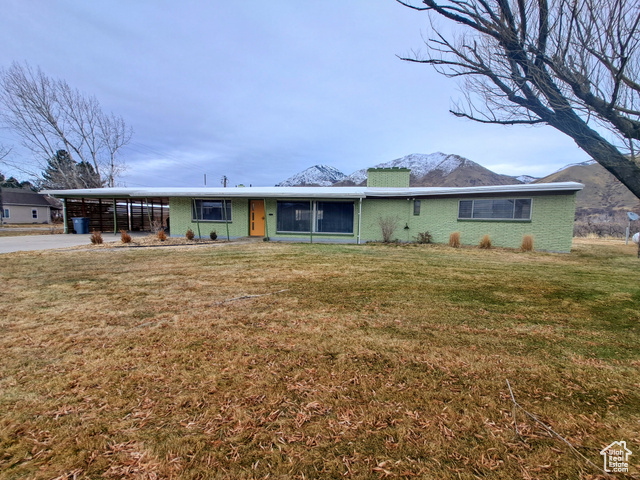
[1,187,61,224]
[45,168,584,252]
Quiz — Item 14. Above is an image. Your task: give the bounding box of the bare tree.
[397,0,640,199]
[0,62,132,187]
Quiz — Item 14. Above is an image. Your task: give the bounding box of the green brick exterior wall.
[169,198,249,239]
[170,193,577,252]
[359,194,577,252]
[367,168,410,188]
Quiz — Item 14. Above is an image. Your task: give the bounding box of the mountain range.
[276,153,640,218]
[277,153,528,187]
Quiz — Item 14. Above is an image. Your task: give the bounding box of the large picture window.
[277,201,311,232]
[315,201,354,233]
[458,198,531,220]
[277,201,354,234]
[192,199,232,222]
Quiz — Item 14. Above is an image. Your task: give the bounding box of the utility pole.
[221,175,228,188]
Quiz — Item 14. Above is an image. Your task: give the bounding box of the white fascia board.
[43,187,368,199]
[364,182,584,197]
[42,182,583,200]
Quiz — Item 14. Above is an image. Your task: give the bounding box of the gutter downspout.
[192,198,202,239]
[357,197,362,245]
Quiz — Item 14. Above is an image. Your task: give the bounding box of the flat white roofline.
[43,182,584,199]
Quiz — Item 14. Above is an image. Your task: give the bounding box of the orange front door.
[250,200,265,236]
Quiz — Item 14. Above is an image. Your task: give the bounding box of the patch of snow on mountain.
[347,153,467,184]
[551,159,597,174]
[515,175,538,184]
[276,165,346,187]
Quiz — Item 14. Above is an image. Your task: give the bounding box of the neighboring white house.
[0,187,61,224]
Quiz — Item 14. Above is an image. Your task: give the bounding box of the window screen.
[316,201,354,234]
[458,198,531,220]
[192,200,232,221]
[277,201,311,232]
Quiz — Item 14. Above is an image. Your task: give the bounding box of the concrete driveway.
[0,233,124,254]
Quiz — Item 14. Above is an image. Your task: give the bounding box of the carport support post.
[263,198,269,239]
[146,198,153,230]
[309,200,313,244]
[223,199,230,241]
[62,198,68,234]
[192,198,201,239]
[113,199,118,235]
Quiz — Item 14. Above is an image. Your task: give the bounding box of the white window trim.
[32,209,38,219]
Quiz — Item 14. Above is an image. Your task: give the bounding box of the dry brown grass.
[0,239,638,479]
[521,234,534,252]
[449,231,461,248]
[479,234,492,249]
[90,231,103,245]
[120,230,132,243]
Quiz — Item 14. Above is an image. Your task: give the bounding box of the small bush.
[120,230,132,243]
[449,232,460,248]
[90,231,103,245]
[157,230,167,241]
[210,230,218,241]
[479,234,492,249]
[378,216,399,243]
[186,229,195,240]
[521,235,534,251]
[415,231,432,244]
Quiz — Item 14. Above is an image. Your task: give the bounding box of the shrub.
[378,216,399,243]
[415,231,433,244]
[157,230,167,241]
[186,228,195,240]
[120,230,132,243]
[521,235,534,251]
[449,232,460,248]
[90,231,103,245]
[479,234,492,249]
[210,230,218,241]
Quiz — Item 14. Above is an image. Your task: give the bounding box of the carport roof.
[43,182,584,199]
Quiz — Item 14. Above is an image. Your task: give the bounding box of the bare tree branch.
[398,0,640,199]
[0,62,132,188]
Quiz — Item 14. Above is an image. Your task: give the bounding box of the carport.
[50,191,170,234]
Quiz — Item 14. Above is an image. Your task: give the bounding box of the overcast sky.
[0,0,591,187]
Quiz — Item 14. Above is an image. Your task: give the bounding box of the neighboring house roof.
[1,187,53,207]
[43,182,584,199]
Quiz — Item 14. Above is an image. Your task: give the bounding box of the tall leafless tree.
[397,0,640,199]
[0,62,132,187]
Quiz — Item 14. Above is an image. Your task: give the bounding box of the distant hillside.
[536,161,640,213]
[335,153,520,187]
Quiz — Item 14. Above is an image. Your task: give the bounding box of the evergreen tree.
[40,150,103,189]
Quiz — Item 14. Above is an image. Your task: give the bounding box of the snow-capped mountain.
[277,152,524,188]
[276,165,346,187]
[346,153,464,184]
